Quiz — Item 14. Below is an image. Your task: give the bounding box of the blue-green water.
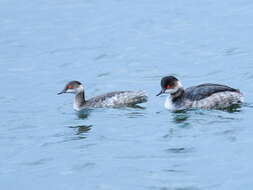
[1,0,253,189]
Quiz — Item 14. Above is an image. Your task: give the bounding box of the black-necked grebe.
[157,76,244,110]
[58,81,147,111]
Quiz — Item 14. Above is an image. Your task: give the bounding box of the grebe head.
[58,81,84,95]
[156,76,183,96]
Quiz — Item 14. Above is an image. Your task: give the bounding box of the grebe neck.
[171,88,184,102]
[74,91,85,110]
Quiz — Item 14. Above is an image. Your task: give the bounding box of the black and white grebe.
[157,76,244,110]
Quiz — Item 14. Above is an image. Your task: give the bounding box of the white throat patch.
[164,96,175,110]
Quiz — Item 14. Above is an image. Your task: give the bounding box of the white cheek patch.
[76,85,84,93]
[66,88,75,93]
[177,81,182,88]
[164,81,182,94]
[165,88,178,94]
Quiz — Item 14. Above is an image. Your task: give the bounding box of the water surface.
[1,0,253,189]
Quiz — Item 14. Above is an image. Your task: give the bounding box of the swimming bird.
[58,81,147,111]
[157,76,243,110]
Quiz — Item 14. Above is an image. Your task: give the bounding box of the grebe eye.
[166,85,172,89]
[68,85,73,89]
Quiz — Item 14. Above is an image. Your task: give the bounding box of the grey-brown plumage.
[58,81,147,110]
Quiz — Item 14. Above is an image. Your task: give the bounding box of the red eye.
[67,85,73,89]
[166,85,172,89]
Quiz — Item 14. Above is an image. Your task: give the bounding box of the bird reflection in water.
[76,109,92,119]
[68,125,92,139]
[127,104,146,109]
[171,104,243,127]
[65,110,93,139]
[171,110,191,128]
[124,104,146,118]
[222,104,242,113]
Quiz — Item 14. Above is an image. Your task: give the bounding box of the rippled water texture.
[1,0,253,189]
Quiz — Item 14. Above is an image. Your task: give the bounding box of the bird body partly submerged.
[157,76,244,111]
[58,81,147,111]
[74,90,147,110]
[165,84,243,110]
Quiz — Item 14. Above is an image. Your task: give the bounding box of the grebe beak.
[156,89,165,96]
[57,89,66,95]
